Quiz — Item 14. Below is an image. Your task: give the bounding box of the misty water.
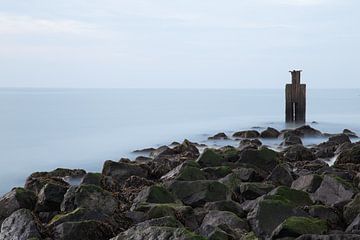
[0,88,360,194]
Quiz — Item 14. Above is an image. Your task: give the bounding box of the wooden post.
[285,70,306,123]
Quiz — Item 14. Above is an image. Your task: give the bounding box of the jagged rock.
[291,174,323,193]
[271,216,328,239]
[329,134,351,145]
[346,214,360,234]
[260,127,280,138]
[48,207,108,226]
[247,186,312,238]
[202,166,232,180]
[335,145,360,165]
[0,187,36,225]
[284,145,316,162]
[36,182,68,212]
[161,161,205,181]
[297,234,360,240]
[313,141,338,159]
[281,135,303,146]
[233,130,260,139]
[167,180,229,207]
[28,168,86,179]
[295,125,323,137]
[208,132,229,140]
[239,182,275,200]
[199,210,249,239]
[53,220,113,240]
[133,147,156,153]
[267,164,294,187]
[308,205,341,229]
[102,160,148,182]
[217,146,241,162]
[25,176,69,195]
[344,193,360,225]
[239,139,262,151]
[313,175,355,207]
[132,185,177,209]
[0,209,42,240]
[80,172,102,186]
[196,149,223,168]
[204,200,246,218]
[237,147,279,172]
[343,129,358,138]
[60,186,77,212]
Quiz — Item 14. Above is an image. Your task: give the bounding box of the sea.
[0,88,359,194]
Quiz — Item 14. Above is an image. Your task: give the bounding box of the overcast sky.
[0,0,359,88]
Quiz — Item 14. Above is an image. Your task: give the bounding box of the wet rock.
[102,160,148,183]
[36,182,68,212]
[281,135,303,146]
[53,220,113,240]
[0,209,42,240]
[297,234,360,240]
[171,139,200,160]
[346,214,360,234]
[344,193,360,225]
[161,161,206,181]
[29,168,86,179]
[204,200,246,218]
[271,216,328,239]
[239,182,275,200]
[237,147,279,172]
[260,127,280,138]
[198,210,249,239]
[196,148,223,168]
[80,172,102,186]
[133,147,156,154]
[308,205,341,229]
[335,145,360,165]
[313,141,338,159]
[167,180,229,207]
[233,130,260,139]
[343,129,358,138]
[217,146,242,162]
[25,176,69,195]
[284,145,316,162]
[60,186,77,212]
[208,132,229,140]
[202,166,232,180]
[313,175,355,207]
[49,207,108,227]
[291,174,323,193]
[295,125,323,137]
[267,164,294,187]
[132,185,177,209]
[329,134,351,145]
[0,187,36,224]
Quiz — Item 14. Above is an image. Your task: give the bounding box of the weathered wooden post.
[285,70,306,123]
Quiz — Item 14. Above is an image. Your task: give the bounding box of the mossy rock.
[133,185,177,208]
[202,166,232,180]
[239,182,275,200]
[14,187,37,209]
[237,147,278,172]
[161,161,206,181]
[344,193,360,224]
[80,172,102,186]
[196,149,224,167]
[271,217,328,239]
[240,232,259,240]
[266,186,313,207]
[48,207,108,226]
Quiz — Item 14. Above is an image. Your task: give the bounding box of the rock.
[239,182,275,200]
[171,139,200,160]
[29,168,86,179]
[36,182,68,212]
[204,200,246,218]
[133,147,156,153]
[281,135,303,146]
[271,216,328,239]
[146,158,182,180]
[295,125,323,137]
[297,234,360,240]
[53,220,113,240]
[111,216,203,240]
[344,193,360,225]
[260,127,280,138]
[217,146,242,162]
[167,180,229,207]
[247,186,312,238]
[346,214,360,234]
[80,172,102,186]
[49,207,108,226]
[202,166,232,180]
[291,174,323,193]
[329,134,351,145]
[60,186,77,212]
[233,130,260,139]
[284,145,316,162]
[239,139,262,149]
[161,161,206,181]
[132,185,177,209]
[344,129,358,138]
[196,148,224,168]
[267,164,294,187]
[237,147,279,172]
[208,132,229,140]
[232,167,266,182]
[102,160,148,183]
[313,141,338,159]
[25,175,69,195]
[198,210,249,239]
[308,205,341,228]
[335,145,360,165]
[0,187,36,225]
[313,175,355,207]
[0,209,42,240]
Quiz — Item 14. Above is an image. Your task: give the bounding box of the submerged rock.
[284,145,316,162]
[233,130,260,139]
[335,144,360,165]
[260,127,280,139]
[237,147,279,172]
[208,132,229,140]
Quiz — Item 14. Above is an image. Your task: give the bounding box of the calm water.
[0,88,360,194]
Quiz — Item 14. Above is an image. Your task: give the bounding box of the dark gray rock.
[281,135,303,146]
[233,130,260,138]
[335,145,360,165]
[329,134,351,145]
[36,182,68,212]
[346,214,360,234]
[196,149,223,168]
[204,200,246,218]
[102,160,148,182]
[161,161,205,181]
[131,185,177,210]
[308,205,341,229]
[343,129,358,138]
[344,193,360,225]
[208,132,229,140]
[296,234,360,240]
[237,147,279,172]
[260,127,280,138]
[239,182,275,200]
[284,145,316,162]
[80,172,102,186]
[291,174,323,193]
[267,164,294,187]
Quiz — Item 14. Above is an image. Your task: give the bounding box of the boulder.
[0,187,36,224]
[281,135,303,146]
[204,200,246,218]
[284,145,316,162]
[217,146,242,162]
[313,175,355,207]
[260,127,280,138]
[346,214,360,234]
[80,172,102,186]
[132,185,177,209]
[297,234,360,240]
[202,166,232,180]
[208,132,229,140]
[239,182,275,200]
[295,125,323,137]
[239,139,262,151]
[271,216,327,239]
[344,193,360,225]
[329,134,351,145]
[233,130,260,139]
[28,168,86,179]
[291,174,323,193]
[196,149,224,168]
[308,205,341,228]
[198,210,249,239]
[102,160,148,182]
[313,141,338,159]
[25,176,69,195]
[36,182,68,212]
[237,147,279,172]
[53,220,113,240]
[0,209,42,240]
[161,161,206,181]
[267,164,294,187]
[335,145,360,165]
[167,180,229,207]
[343,129,358,138]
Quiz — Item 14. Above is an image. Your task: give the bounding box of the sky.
[0,0,359,88]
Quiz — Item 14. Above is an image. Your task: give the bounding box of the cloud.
[0,13,98,35]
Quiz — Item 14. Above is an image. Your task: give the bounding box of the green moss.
[332,175,355,190]
[266,186,313,207]
[197,149,224,167]
[280,217,328,236]
[258,147,278,161]
[78,184,104,193]
[177,166,206,181]
[147,185,176,204]
[147,204,176,219]
[241,232,259,240]
[14,187,36,208]
[49,208,84,225]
